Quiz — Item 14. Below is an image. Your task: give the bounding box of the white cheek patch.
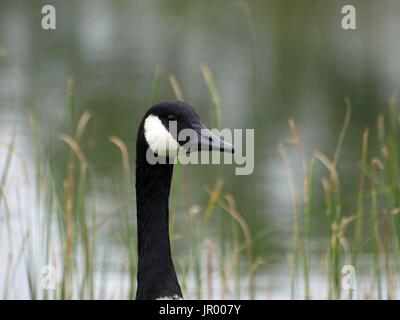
[144,114,180,157]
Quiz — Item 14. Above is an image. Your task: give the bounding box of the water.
[1,0,400,299]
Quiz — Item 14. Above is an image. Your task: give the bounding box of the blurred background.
[0,0,400,299]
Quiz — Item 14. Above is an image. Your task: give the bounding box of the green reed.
[2,67,400,300]
[280,97,400,300]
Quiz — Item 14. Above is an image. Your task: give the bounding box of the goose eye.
[167,115,176,121]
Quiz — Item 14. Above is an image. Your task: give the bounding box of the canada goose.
[135,101,234,300]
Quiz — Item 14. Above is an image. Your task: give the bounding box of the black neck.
[135,146,182,300]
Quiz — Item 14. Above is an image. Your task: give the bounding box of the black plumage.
[135,101,233,299]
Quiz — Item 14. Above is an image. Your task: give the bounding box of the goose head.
[138,101,234,159]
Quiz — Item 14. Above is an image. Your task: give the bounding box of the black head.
[137,101,234,158]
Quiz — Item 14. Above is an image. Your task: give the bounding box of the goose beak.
[192,124,235,154]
